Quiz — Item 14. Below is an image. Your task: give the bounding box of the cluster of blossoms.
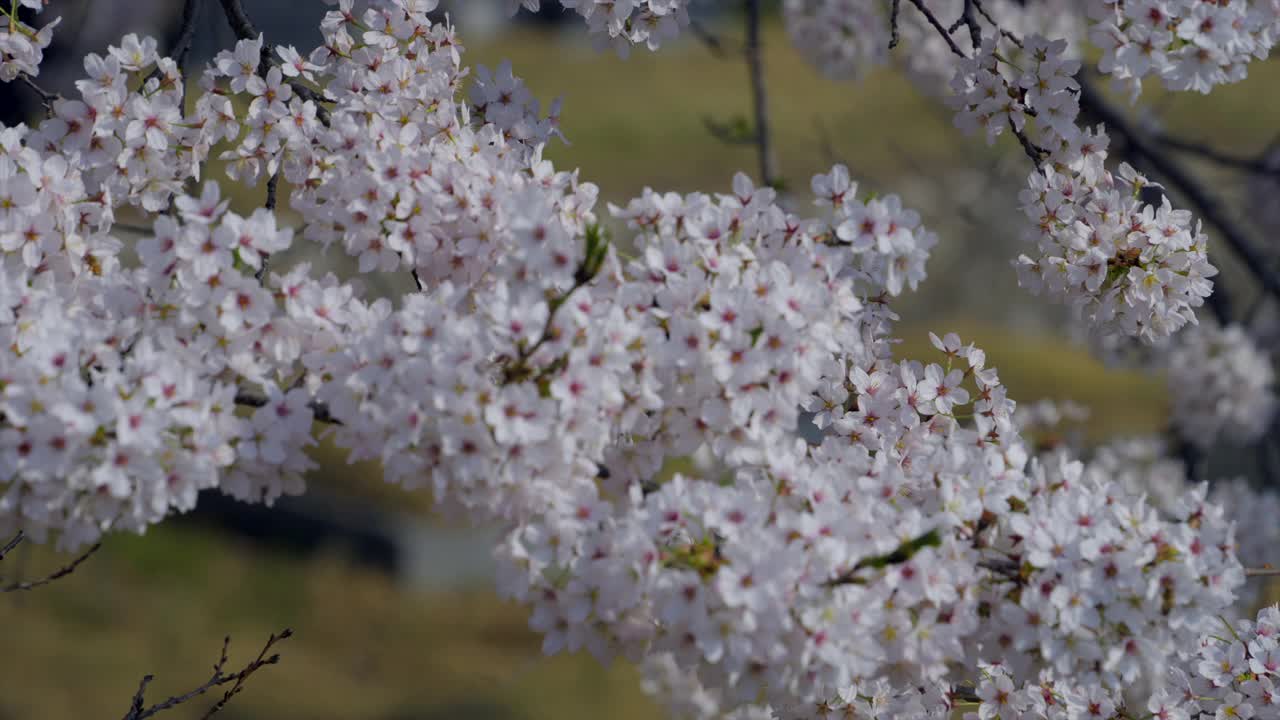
[970,603,1280,720]
[1089,0,1280,97]
[1092,435,1280,610]
[947,35,1217,342]
[0,177,315,546]
[782,0,1083,89]
[504,0,691,54]
[1,1,1277,719]
[1164,321,1277,449]
[0,1,58,82]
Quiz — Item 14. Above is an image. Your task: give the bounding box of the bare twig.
[744,0,778,188]
[122,629,293,720]
[1150,132,1280,178]
[252,171,281,283]
[18,72,58,116]
[948,0,983,53]
[0,542,100,593]
[1245,567,1280,577]
[971,0,1022,47]
[888,0,902,49]
[905,0,968,58]
[1011,125,1048,166]
[0,532,23,562]
[1076,77,1280,304]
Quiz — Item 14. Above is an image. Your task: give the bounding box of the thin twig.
[888,0,902,48]
[971,0,1022,47]
[0,532,23,562]
[1150,131,1280,178]
[0,542,100,593]
[1011,125,1047,166]
[905,0,968,58]
[1246,567,1280,577]
[743,0,778,188]
[948,0,983,52]
[122,629,293,720]
[18,72,58,115]
[1076,77,1280,303]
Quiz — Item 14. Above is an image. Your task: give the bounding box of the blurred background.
[2,1,1279,717]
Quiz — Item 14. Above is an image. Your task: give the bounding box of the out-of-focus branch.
[688,16,731,58]
[0,532,23,562]
[1151,131,1280,178]
[888,0,902,48]
[0,541,101,593]
[744,0,778,188]
[1076,77,1280,306]
[147,0,203,86]
[122,629,294,720]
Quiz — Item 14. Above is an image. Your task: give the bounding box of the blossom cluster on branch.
[2,1,1279,719]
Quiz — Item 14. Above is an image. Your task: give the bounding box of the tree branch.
[122,629,293,720]
[18,72,58,116]
[905,0,968,58]
[0,542,100,593]
[948,0,983,53]
[0,532,23,562]
[743,0,778,189]
[888,0,902,48]
[1151,131,1280,178]
[1076,77,1280,305]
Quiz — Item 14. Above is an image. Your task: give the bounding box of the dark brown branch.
[948,0,983,53]
[18,72,58,115]
[1011,125,1048,166]
[0,532,23,562]
[971,0,1022,47]
[122,629,293,720]
[1151,131,1280,178]
[905,0,968,58]
[744,0,778,189]
[0,542,100,593]
[1076,77,1280,304]
[264,171,280,212]
[888,0,902,48]
[171,0,203,72]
